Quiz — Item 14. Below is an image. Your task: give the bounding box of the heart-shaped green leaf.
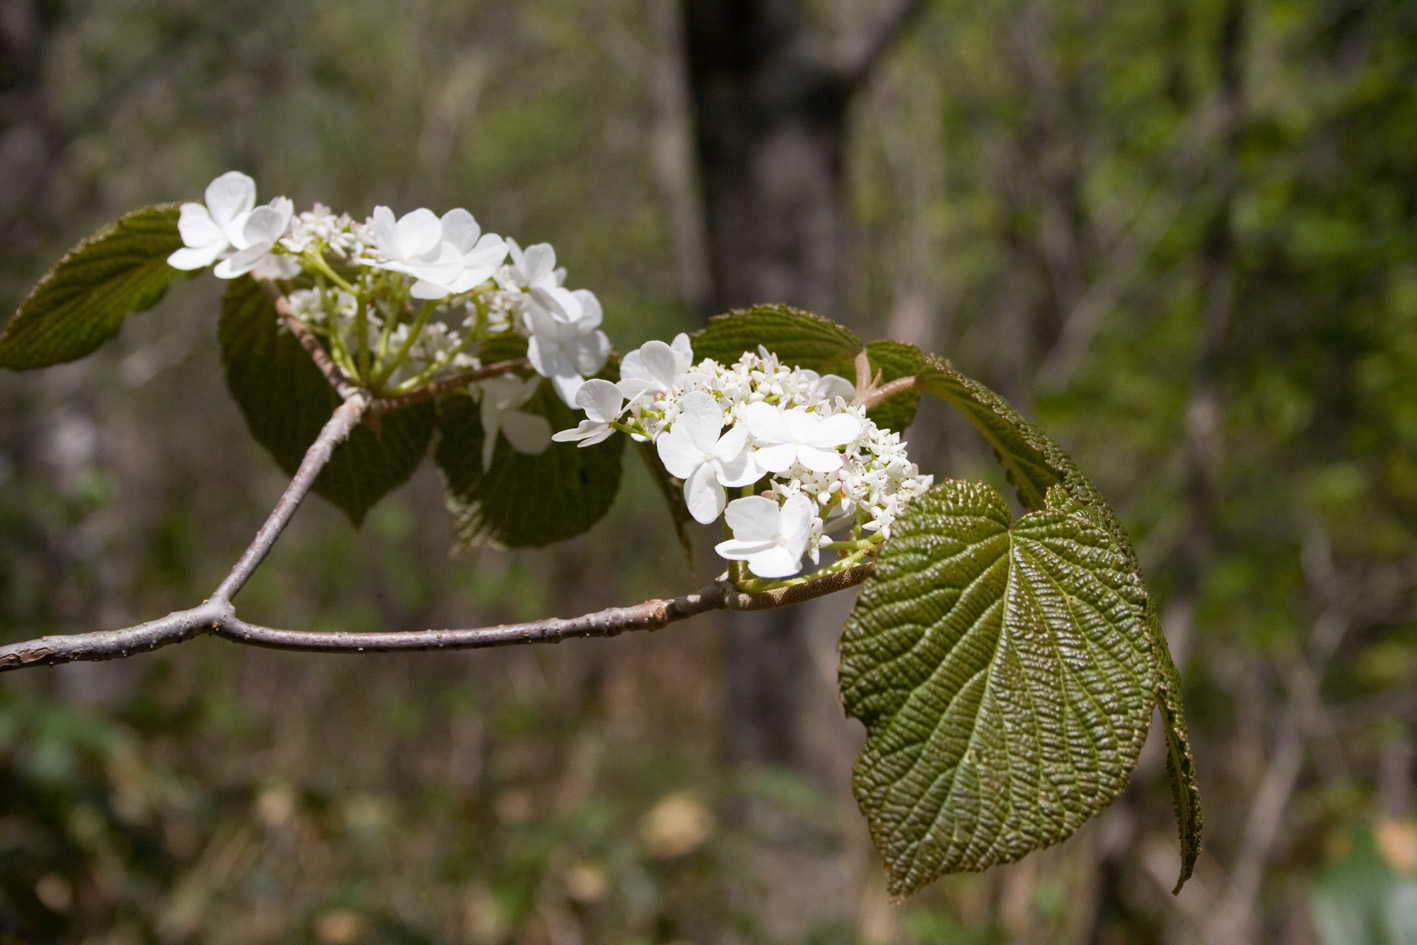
[218,277,434,525]
[434,383,623,549]
[0,204,188,370]
[841,480,1155,899]
[918,355,1202,888]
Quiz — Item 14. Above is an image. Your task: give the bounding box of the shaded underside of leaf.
[0,203,188,370]
[840,480,1155,899]
[434,385,623,549]
[218,277,434,526]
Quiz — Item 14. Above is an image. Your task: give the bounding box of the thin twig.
[0,566,876,671]
[210,390,371,603]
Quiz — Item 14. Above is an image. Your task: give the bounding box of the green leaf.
[434,383,623,548]
[0,204,188,370]
[218,277,434,525]
[840,480,1155,899]
[918,358,1061,512]
[690,303,862,371]
[1151,605,1204,892]
[918,355,1203,887]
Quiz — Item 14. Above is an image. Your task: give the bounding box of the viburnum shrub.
[0,172,1201,899]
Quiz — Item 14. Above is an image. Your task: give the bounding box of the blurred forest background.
[2,0,1416,943]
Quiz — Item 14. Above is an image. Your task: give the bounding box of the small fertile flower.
[745,402,861,474]
[551,379,624,447]
[525,289,611,405]
[715,494,816,579]
[618,334,693,403]
[655,391,760,524]
[168,171,296,278]
[479,375,551,469]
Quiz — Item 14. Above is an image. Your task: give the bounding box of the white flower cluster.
[555,339,933,580]
[168,172,611,460]
[280,204,374,261]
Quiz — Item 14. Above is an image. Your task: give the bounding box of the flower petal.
[167,242,225,270]
[574,379,624,423]
[395,208,443,259]
[204,171,256,227]
[176,203,224,249]
[810,412,862,448]
[656,425,704,479]
[745,401,791,443]
[439,208,481,252]
[794,444,845,473]
[683,463,727,524]
[676,391,726,452]
[752,443,797,474]
[722,495,780,543]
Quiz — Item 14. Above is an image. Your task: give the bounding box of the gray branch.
[0,566,874,672]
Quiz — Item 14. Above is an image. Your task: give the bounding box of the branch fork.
[0,343,876,673]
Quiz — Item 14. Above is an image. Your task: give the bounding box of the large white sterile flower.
[656,391,760,524]
[214,197,298,279]
[497,239,564,293]
[528,285,598,326]
[526,289,611,404]
[618,333,693,402]
[168,171,296,278]
[715,494,816,578]
[552,379,624,447]
[168,171,255,270]
[368,206,507,300]
[434,209,508,295]
[479,375,551,469]
[745,402,861,473]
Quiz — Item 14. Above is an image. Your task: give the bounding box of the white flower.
[479,375,551,469]
[531,284,607,327]
[618,333,693,402]
[715,494,816,579]
[168,171,296,278]
[436,208,509,295]
[497,239,564,293]
[552,379,625,447]
[655,391,760,524]
[215,198,298,279]
[368,206,507,300]
[168,171,255,270]
[745,402,861,474]
[526,289,611,405]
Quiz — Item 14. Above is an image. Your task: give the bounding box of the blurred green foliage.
[2,0,1416,941]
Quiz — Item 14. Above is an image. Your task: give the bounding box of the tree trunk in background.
[680,0,924,779]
